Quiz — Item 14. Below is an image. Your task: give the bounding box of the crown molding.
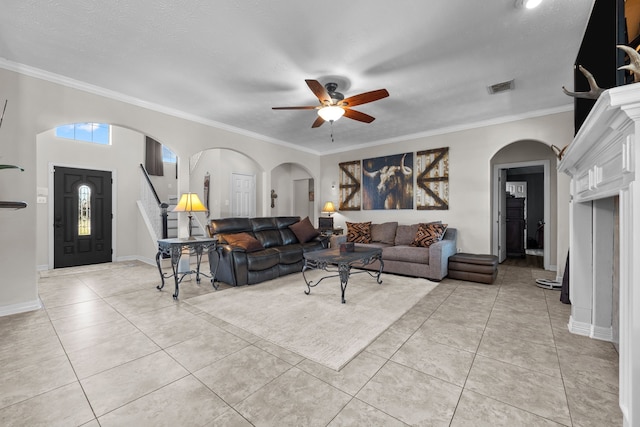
[1,58,572,157]
[0,58,320,155]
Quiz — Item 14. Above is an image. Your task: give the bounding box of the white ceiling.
[0,0,594,154]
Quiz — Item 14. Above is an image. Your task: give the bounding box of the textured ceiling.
[0,0,594,154]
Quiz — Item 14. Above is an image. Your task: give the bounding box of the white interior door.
[231,173,255,217]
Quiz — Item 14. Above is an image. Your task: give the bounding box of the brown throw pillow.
[220,232,264,252]
[289,216,319,243]
[411,223,448,248]
[346,221,372,243]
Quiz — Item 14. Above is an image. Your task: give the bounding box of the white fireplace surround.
[558,83,640,427]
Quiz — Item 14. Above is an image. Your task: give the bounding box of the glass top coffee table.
[302,246,384,303]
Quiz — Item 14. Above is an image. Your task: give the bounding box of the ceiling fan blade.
[343,109,375,123]
[311,115,325,128]
[272,106,318,110]
[305,79,332,105]
[340,89,389,107]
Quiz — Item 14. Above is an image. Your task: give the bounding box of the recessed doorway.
[492,160,550,269]
[53,166,113,268]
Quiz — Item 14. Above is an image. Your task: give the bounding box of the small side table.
[155,237,219,299]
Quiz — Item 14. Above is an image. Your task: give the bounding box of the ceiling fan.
[272,80,389,128]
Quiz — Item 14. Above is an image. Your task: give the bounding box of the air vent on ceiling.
[487,79,515,94]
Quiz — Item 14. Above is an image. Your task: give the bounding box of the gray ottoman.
[448,253,498,284]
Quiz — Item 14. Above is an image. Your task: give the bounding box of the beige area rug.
[186,270,438,370]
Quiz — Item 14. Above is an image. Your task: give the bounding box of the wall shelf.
[0,201,27,209]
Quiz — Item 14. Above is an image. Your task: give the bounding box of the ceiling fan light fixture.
[318,106,345,122]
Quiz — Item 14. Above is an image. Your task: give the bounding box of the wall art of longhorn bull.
[362,152,414,210]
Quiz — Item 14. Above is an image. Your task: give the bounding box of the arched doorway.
[270,162,316,222]
[189,148,264,220]
[490,140,558,271]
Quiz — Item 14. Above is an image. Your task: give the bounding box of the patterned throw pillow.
[346,221,372,243]
[411,223,448,248]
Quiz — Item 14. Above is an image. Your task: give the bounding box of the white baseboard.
[568,316,591,336]
[568,316,614,342]
[591,325,613,342]
[0,298,43,317]
[37,264,49,271]
[133,255,156,266]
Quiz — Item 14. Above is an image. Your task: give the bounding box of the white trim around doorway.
[492,160,551,270]
[45,162,118,271]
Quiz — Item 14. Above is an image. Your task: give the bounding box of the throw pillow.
[371,221,398,244]
[411,223,448,248]
[220,232,264,252]
[394,224,420,246]
[289,216,320,243]
[346,221,372,243]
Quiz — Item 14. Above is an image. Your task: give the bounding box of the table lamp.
[322,201,336,216]
[173,193,207,239]
[320,201,336,230]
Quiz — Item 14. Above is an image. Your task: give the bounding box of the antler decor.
[562,65,604,99]
[551,144,569,160]
[617,45,640,82]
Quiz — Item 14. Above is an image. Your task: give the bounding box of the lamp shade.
[317,106,345,122]
[173,193,207,212]
[322,201,337,214]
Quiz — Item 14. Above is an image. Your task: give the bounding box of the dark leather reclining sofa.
[207,216,328,286]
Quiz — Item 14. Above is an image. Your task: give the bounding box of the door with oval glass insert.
[53,166,112,268]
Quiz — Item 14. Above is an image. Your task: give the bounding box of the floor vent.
[487,79,515,94]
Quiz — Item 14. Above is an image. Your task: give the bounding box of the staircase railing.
[139,163,169,239]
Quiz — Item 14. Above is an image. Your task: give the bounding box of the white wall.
[319,112,573,272]
[0,67,320,315]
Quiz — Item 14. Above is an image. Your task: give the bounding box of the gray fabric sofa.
[331,222,457,281]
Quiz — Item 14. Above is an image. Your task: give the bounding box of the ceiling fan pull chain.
[330,120,335,142]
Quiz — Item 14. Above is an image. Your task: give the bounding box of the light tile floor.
[0,261,622,426]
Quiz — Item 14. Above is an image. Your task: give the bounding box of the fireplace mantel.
[558,83,639,427]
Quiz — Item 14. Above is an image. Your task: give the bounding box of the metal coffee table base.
[302,247,384,303]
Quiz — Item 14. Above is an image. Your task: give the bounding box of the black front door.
[54,166,112,268]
